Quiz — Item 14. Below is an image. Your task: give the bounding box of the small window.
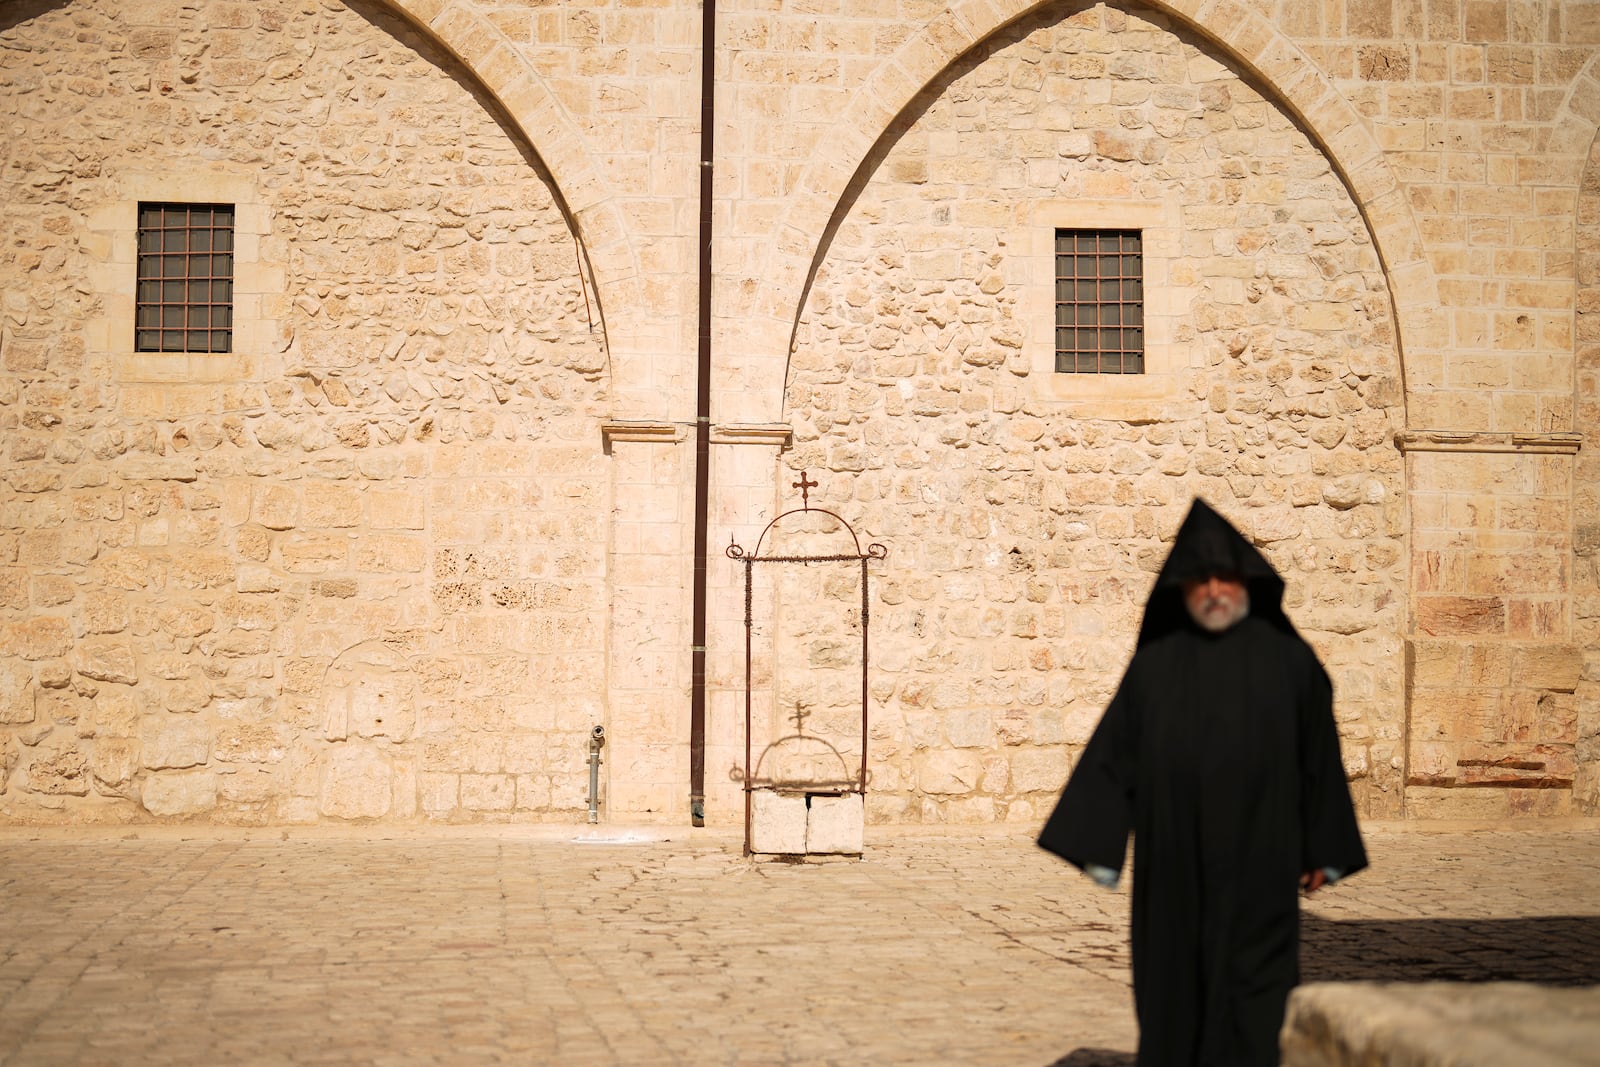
[1055,229,1143,374]
[135,203,234,353]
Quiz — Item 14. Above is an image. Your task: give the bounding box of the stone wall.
[779,6,1406,824]
[1,0,1597,826]
[0,0,609,823]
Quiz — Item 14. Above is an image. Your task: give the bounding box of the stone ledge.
[710,423,792,447]
[1283,981,1600,1067]
[1394,430,1583,454]
[600,420,681,445]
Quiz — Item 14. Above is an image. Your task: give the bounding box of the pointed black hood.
[1137,498,1293,647]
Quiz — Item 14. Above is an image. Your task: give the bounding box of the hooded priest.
[1038,498,1367,1067]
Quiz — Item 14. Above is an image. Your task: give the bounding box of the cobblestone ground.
[0,824,1597,1066]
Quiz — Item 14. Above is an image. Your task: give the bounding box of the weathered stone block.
[319,745,392,820]
[460,773,516,811]
[73,640,137,685]
[1409,687,1507,742]
[1403,785,1512,821]
[91,689,141,737]
[944,708,992,748]
[255,486,300,531]
[751,790,807,854]
[420,771,458,815]
[27,747,88,795]
[236,565,279,593]
[354,535,426,573]
[0,659,35,724]
[5,617,73,661]
[214,724,286,764]
[162,680,211,715]
[216,766,278,804]
[142,718,211,770]
[81,591,129,634]
[390,759,417,818]
[92,738,140,796]
[142,770,218,816]
[298,479,359,528]
[1407,640,1462,688]
[280,533,347,572]
[807,793,863,854]
[159,604,215,639]
[1513,644,1584,693]
[514,774,553,810]
[918,749,983,795]
[1413,597,1506,636]
[1009,747,1069,794]
[0,568,26,611]
[38,690,82,728]
[368,489,425,530]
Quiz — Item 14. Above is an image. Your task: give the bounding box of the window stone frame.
[86,171,279,385]
[1016,196,1195,418]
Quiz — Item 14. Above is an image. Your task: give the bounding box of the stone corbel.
[710,423,793,448]
[1393,430,1583,455]
[600,420,681,449]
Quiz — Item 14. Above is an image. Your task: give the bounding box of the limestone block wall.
[1273,0,1588,433]
[0,0,610,823]
[1402,443,1584,818]
[3,0,1600,827]
[779,7,1407,824]
[1572,134,1600,816]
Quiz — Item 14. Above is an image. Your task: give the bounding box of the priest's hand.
[1299,868,1328,895]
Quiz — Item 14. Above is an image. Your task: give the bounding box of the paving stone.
[0,825,1595,1065]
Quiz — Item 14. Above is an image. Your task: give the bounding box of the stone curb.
[1283,981,1600,1067]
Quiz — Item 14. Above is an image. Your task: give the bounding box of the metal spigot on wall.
[587,724,605,824]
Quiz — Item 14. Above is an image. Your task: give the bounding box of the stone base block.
[750,790,807,854]
[749,791,864,855]
[806,793,863,854]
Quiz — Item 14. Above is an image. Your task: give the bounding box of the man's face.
[1181,572,1249,633]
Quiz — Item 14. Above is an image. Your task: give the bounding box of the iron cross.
[793,470,817,508]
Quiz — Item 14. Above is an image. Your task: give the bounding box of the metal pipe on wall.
[688,0,716,827]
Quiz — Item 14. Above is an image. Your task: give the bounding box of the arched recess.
[749,0,1434,422]
[380,0,643,378]
[774,2,1411,821]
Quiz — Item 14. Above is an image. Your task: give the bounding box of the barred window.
[1055,229,1143,374]
[135,203,234,353]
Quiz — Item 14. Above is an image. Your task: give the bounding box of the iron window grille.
[135,203,235,354]
[1055,229,1144,374]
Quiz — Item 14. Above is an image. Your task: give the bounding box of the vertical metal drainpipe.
[689,0,716,827]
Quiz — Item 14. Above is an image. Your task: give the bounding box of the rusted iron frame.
[728,506,885,854]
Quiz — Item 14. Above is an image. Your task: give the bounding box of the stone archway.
[724,0,1433,428]
[775,3,1409,823]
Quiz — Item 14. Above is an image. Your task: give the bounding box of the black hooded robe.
[1038,499,1367,1067]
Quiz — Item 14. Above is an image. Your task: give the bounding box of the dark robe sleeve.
[1297,659,1368,879]
[1037,668,1138,874]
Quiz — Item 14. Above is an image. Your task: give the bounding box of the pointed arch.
[747,0,1436,422]
[379,0,647,384]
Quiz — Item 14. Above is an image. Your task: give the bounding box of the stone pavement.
[0,823,1597,1066]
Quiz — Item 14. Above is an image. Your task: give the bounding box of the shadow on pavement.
[1044,915,1600,1065]
[1302,914,1600,986]
[1046,1050,1135,1067]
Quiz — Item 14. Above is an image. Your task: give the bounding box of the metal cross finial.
[793,470,817,508]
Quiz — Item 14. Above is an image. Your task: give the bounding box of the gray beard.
[1188,592,1250,633]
